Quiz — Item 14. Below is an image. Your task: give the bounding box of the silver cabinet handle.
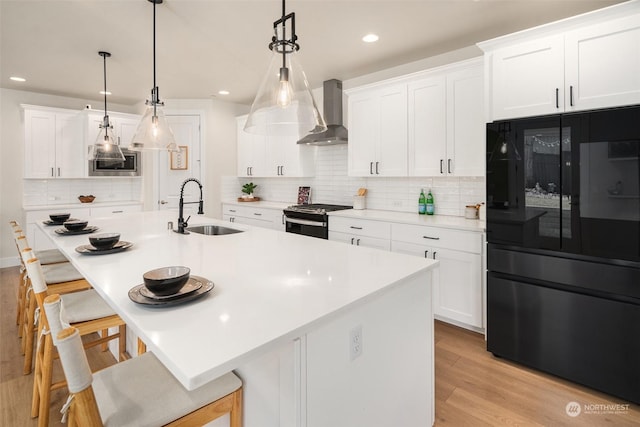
[433,251,437,259]
[350,226,363,230]
[57,167,61,177]
[253,212,262,216]
[229,209,236,212]
[440,159,444,174]
[356,238,361,246]
[111,210,123,214]
[447,159,452,174]
[159,200,168,205]
[51,167,54,177]
[285,217,326,227]
[424,250,429,258]
[351,237,355,244]
[423,236,440,240]
[556,88,559,109]
[375,162,379,174]
[370,162,373,175]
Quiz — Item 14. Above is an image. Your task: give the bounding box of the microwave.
[89,149,141,176]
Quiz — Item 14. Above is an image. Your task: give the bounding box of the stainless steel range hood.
[298,79,348,146]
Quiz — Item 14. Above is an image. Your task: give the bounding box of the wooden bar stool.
[23,257,127,427]
[52,323,242,427]
[19,247,91,375]
[11,226,69,334]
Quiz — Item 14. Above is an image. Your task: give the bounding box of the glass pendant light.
[244,0,326,137]
[88,51,125,162]
[130,0,178,152]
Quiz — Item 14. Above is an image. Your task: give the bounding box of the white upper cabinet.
[480,2,640,121]
[236,115,315,178]
[24,107,84,179]
[408,75,446,176]
[348,83,408,177]
[489,35,565,120]
[565,14,640,111]
[446,64,485,177]
[85,110,140,150]
[408,60,484,177]
[237,115,266,177]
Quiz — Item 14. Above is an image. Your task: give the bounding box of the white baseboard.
[1,256,20,269]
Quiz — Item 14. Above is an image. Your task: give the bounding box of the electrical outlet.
[350,325,363,361]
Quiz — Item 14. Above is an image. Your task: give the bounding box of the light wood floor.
[2,265,639,426]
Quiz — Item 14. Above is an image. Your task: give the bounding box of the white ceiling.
[0,0,626,106]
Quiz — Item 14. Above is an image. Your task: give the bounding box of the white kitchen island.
[39,211,437,427]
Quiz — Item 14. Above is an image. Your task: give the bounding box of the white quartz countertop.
[24,200,142,211]
[39,211,436,390]
[221,199,291,210]
[328,209,486,232]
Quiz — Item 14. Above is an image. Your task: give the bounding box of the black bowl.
[63,220,88,232]
[143,266,191,296]
[89,233,120,250]
[50,213,71,222]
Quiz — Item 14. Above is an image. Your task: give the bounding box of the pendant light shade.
[130,0,178,152]
[129,88,178,151]
[244,0,326,137]
[88,51,125,162]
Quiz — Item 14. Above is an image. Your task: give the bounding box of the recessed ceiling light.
[362,34,379,43]
[10,76,26,82]
[99,90,112,95]
[218,90,230,96]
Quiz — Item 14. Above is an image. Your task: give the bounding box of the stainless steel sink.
[186,225,243,236]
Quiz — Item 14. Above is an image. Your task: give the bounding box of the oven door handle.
[285,217,326,227]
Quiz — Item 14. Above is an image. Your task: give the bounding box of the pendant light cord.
[102,54,108,117]
[281,0,286,68]
[153,0,157,92]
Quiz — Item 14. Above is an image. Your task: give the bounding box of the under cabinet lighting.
[10,76,26,82]
[218,90,230,96]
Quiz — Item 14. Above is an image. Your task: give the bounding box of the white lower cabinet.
[329,231,390,251]
[390,223,483,330]
[222,204,284,231]
[328,216,391,251]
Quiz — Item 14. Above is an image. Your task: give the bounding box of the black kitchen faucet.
[175,178,204,234]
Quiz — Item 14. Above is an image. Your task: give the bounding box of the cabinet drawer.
[328,216,391,240]
[90,205,142,218]
[222,204,251,217]
[391,223,481,253]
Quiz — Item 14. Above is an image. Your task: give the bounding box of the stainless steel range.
[283,204,352,239]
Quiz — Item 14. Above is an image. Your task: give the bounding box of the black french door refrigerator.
[486,105,640,404]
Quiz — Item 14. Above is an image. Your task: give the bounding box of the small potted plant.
[241,182,258,199]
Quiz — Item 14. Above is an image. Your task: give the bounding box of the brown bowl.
[49,213,71,222]
[78,195,96,203]
[89,233,120,250]
[63,220,88,232]
[143,266,191,296]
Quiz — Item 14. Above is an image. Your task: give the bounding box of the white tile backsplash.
[23,178,142,206]
[223,145,485,217]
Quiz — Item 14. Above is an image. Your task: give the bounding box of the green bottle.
[426,189,434,215]
[418,189,426,215]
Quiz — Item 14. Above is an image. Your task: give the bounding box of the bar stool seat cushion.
[60,290,116,323]
[41,263,84,284]
[92,352,241,427]
[34,248,67,265]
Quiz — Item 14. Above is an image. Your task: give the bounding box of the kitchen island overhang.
[39,211,437,426]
